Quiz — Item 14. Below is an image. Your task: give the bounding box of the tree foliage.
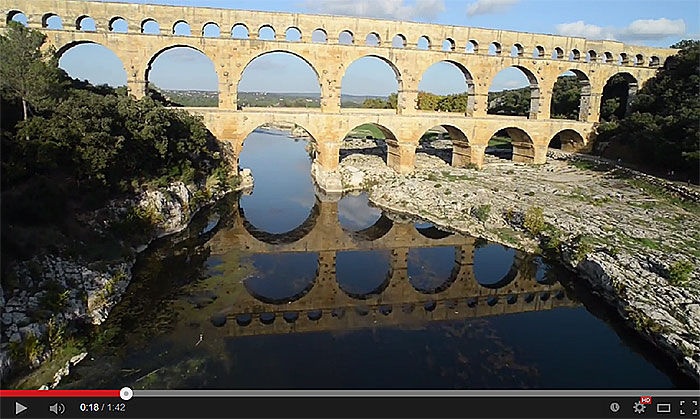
[1,23,226,192]
[550,75,582,120]
[488,87,530,116]
[596,40,700,177]
[0,22,68,119]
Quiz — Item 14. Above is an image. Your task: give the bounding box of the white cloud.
[301,0,445,21]
[466,0,518,17]
[618,18,686,41]
[555,21,615,40]
[555,18,686,42]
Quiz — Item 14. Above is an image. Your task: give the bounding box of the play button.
[15,401,28,415]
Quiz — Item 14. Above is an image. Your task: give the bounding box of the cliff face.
[0,172,254,385]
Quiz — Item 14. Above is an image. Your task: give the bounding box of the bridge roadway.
[206,199,579,337]
[1,0,674,175]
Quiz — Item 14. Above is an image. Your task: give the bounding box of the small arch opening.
[141,19,160,34]
[603,51,613,63]
[258,25,275,40]
[634,53,644,66]
[109,17,127,33]
[366,32,380,46]
[7,11,27,26]
[202,22,220,37]
[568,49,581,61]
[417,35,431,50]
[649,56,660,67]
[586,50,597,62]
[311,28,327,43]
[232,23,248,39]
[511,44,524,57]
[286,27,301,42]
[42,14,63,29]
[392,34,406,48]
[77,16,96,31]
[533,45,545,58]
[173,21,191,36]
[552,47,564,59]
[489,42,501,55]
[619,53,629,65]
[466,40,478,53]
[442,38,456,52]
[339,30,354,45]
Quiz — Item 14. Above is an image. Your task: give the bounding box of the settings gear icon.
[633,401,647,414]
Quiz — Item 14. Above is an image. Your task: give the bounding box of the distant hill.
[153,88,391,108]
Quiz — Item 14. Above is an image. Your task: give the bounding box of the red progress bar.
[0,390,120,397]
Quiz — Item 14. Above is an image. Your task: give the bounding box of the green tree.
[550,75,582,120]
[596,40,700,178]
[488,87,530,116]
[0,22,67,120]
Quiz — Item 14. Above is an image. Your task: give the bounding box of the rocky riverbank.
[314,146,700,381]
[0,171,253,387]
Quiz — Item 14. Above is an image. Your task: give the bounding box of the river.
[61,128,692,390]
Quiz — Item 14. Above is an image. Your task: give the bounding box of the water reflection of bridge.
[206,198,580,337]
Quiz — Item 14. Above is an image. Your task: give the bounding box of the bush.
[523,207,545,235]
[571,234,594,263]
[40,281,70,312]
[47,316,66,354]
[540,224,562,253]
[668,260,693,286]
[472,204,491,222]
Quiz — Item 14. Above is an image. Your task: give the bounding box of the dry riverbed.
[321,147,700,380]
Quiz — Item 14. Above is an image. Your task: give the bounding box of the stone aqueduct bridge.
[207,199,578,336]
[2,0,674,173]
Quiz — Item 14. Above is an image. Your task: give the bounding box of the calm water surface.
[63,129,692,390]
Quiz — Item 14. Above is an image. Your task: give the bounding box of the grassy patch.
[11,337,86,389]
[471,204,491,222]
[496,228,521,245]
[441,171,474,182]
[668,260,693,287]
[626,177,700,215]
[631,236,663,251]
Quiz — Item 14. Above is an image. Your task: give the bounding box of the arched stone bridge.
[1,0,674,173]
[207,198,578,336]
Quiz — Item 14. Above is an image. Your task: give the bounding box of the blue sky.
[34,0,700,95]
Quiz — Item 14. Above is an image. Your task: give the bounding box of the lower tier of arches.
[194,108,595,175]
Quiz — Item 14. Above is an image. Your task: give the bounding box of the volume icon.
[48,402,65,415]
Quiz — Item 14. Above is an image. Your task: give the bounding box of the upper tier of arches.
[4,2,671,70]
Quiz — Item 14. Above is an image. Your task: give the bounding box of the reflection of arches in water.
[243,252,318,304]
[336,250,391,299]
[238,199,320,245]
[535,257,559,285]
[474,244,519,289]
[415,223,454,240]
[408,247,459,294]
[337,193,390,240]
[345,214,393,241]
